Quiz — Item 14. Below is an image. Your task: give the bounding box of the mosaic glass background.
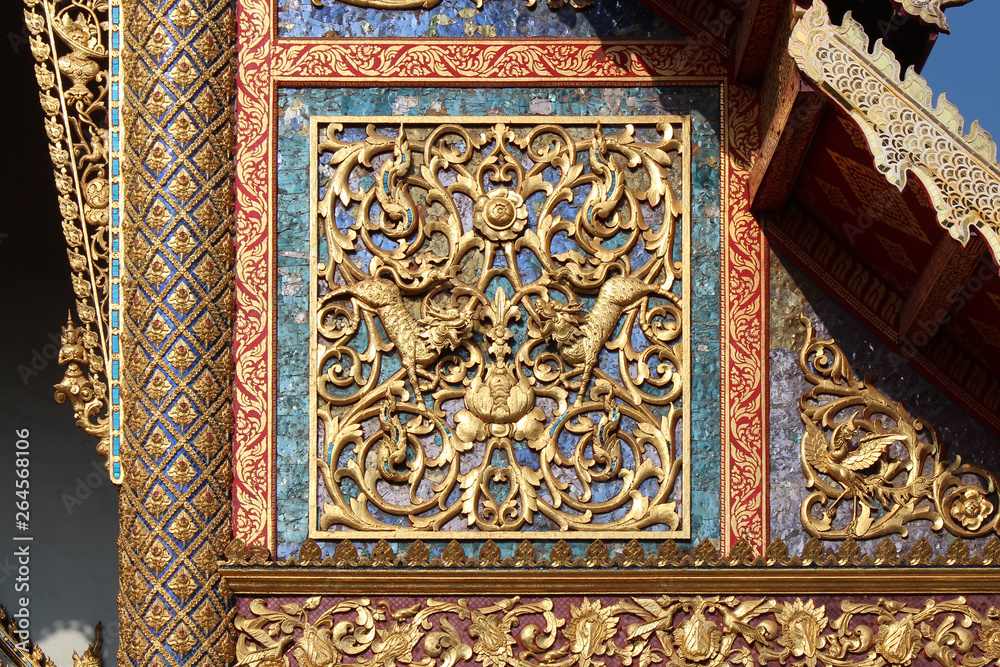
[275,85,722,557]
[277,0,686,39]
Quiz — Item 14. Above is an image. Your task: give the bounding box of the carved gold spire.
[789,0,1000,266]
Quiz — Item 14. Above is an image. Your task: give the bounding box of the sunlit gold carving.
[54,314,110,460]
[24,0,111,467]
[894,0,972,33]
[235,594,1000,667]
[789,0,1000,266]
[799,315,1000,540]
[311,117,689,538]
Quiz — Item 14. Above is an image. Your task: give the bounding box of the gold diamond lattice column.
[119,0,236,663]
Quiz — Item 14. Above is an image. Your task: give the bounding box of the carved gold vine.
[23,0,111,463]
[798,316,1000,541]
[310,0,592,11]
[235,594,1000,667]
[789,0,1000,265]
[313,118,688,536]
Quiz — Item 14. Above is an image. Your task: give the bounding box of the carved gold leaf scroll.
[311,116,690,538]
[789,0,1000,265]
[235,594,1000,667]
[23,0,111,461]
[798,315,1000,541]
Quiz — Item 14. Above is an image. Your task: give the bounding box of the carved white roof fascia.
[788,0,1000,265]
[894,0,973,33]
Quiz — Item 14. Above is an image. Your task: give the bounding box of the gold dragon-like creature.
[533,274,680,406]
[324,277,475,404]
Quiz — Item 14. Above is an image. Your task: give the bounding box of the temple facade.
[7,0,1000,664]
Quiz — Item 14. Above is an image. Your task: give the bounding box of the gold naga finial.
[53,313,110,471]
[798,314,1000,540]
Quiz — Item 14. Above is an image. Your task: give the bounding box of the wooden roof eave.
[787,0,1000,274]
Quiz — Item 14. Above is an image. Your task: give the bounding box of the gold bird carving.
[803,411,906,525]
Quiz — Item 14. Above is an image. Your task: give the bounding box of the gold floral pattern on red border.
[232,0,764,555]
[234,594,1000,667]
[721,82,768,551]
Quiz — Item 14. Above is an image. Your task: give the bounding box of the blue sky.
[920,2,1000,138]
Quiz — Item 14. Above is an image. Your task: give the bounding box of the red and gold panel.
[231,0,767,555]
[230,586,1000,666]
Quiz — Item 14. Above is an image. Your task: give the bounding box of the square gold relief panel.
[308,116,691,539]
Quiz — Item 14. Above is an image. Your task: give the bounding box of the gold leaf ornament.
[312,117,689,537]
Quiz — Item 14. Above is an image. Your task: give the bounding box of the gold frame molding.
[306,114,693,541]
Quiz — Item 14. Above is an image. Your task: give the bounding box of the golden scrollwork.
[798,315,1000,541]
[309,0,591,11]
[23,0,111,462]
[234,593,1000,667]
[311,116,690,538]
[788,0,1000,266]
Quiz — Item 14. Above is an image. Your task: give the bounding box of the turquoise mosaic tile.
[278,0,685,39]
[276,85,721,557]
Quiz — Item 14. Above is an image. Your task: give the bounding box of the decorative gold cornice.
[894,0,973,33]
[789,0,1000,265]
[221,534,1000,572]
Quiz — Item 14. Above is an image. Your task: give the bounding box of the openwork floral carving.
[23,0,111,464]
[235,595,1000,667]
[798,316,1000,540]
[311,117,690,537]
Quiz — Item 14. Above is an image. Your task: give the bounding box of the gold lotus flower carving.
[236,595,1000,667]
[310,117,690,537]
[473,188,528,242]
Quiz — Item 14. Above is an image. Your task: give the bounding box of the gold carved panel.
[307,116,691,539]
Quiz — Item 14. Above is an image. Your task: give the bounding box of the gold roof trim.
[789,0,1000,265]
[894,0,972,33]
